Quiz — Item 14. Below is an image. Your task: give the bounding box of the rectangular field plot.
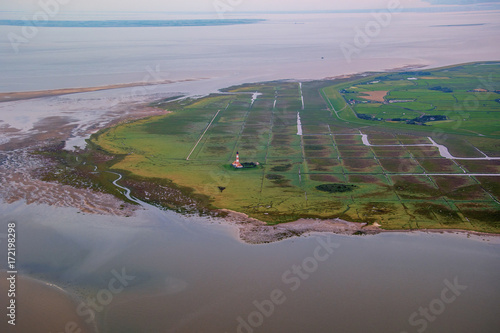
[396,135,432,145]
[416,158,464,173]
[391,175,441,199]
[246,109,272,121]
[273,118,299,129]
[306,158,343,173]
[364,133,401,145]
[144,113,216,137]
[352,201,408,225]
[205,135,235,145]
[218,112,248,123]
[475,176,500,201]
[328,125,358,135]
[273,123,299,133]
[406,146,442,158]
[300,110,331,123]
[467,137,500,157]
[262,172,300,190]
[245,116,272,126]
[268,145,303,159]
[239,136,269,150]
[351,184,399,201]
[403,202,465,226]
[371,147,410,158]
[251,98,275,111]
[209,122,245,135]
[302,124,331,135]
[458,160,500,174]
[270,133,301,146]
[348,174,390,185]
[309,174,345,183]
[367,139,402,145]
[224,101,251,111]
[455,202,500,232]
[304,145,338,159]
[275,99,302,110]
[379,158,424,173]
[342,159,383,173]
[241,125,271,136]
[266,161,303,174]
[334,135,364,145]
[303,135,333,145]
[432,175,490,200]
[196,144,234,161]
[337,146,374,158]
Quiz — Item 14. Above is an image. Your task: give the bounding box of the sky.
[0,0,450,13]
[1,0,498,13]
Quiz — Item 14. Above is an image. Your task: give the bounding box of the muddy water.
[0,272,97,333]
[1,201,499,333]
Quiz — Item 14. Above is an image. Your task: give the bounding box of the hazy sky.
[2,0,438,13]
[2,0,499,13]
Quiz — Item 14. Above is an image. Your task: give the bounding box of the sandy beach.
[0,78,203,103]
[219,209,499,244]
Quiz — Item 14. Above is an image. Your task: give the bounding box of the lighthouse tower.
[232,151,243,168]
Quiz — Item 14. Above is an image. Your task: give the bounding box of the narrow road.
[186,109,221,161]
[360,132,500,161]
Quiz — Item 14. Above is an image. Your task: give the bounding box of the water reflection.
[1,200,499,332]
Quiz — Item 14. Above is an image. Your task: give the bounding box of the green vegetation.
[316,184,358,193]
[80,62,500,233]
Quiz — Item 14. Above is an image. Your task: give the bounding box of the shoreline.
[2,61,493,104]
[0,78,205,103]
[1,62,499,244]
[219,209,500,244]
[0,64,432,103]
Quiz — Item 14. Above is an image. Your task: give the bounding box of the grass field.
[88,62,500,233]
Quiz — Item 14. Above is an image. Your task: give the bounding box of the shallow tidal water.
[0,200,499,333]
[1,11,499,92]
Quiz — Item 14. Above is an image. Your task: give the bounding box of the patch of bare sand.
[359,91,388,102]
[0,78,202,103]
[0,272,97,333]
[220,210,499,244]
[221,209,382,244]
